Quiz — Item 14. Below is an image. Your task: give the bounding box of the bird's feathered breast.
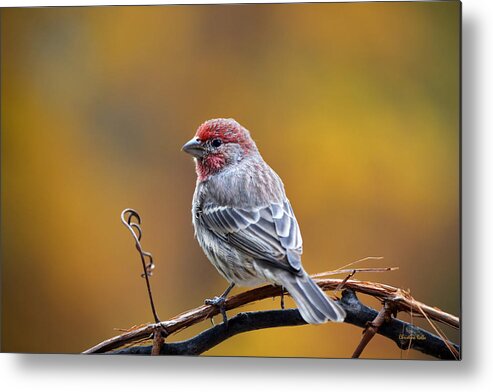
[204,157,284,206]
[193,156,303,274]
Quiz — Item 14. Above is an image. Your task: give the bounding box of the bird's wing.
[200,200,303,274]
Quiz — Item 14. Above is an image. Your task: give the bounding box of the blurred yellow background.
[1,2,460,358]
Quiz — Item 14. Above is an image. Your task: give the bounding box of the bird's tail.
[281,271,346,324]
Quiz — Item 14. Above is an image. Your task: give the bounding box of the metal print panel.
[1,1,461,359]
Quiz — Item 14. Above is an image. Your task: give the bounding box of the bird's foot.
[205,283,235,326]
[205,296,229,326]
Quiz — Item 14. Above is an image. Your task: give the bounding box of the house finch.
[182,118,346,324]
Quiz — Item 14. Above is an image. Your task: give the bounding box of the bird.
[182,118,346,325]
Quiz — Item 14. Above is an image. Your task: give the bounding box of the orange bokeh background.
[1,2,460,358]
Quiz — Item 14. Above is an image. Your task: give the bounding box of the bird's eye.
[211,139,222,148]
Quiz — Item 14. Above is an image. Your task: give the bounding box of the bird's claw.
[280,286,285,310]
[205,296,229,326]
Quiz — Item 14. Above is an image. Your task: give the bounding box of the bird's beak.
[182,137,205,158]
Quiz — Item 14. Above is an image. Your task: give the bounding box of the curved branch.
[83,276,459,355]
[108,290,459,359]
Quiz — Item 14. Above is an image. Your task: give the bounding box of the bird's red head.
[195,118,254,147]
[182,118,257,181]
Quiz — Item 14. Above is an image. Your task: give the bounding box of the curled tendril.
[121,208,160,323]
[121,208,155,277]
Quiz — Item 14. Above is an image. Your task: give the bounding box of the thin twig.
[415,302,460,360]
[311,267,398,278]
[151,327,166,356]
[334,256,384,271]
[335,269,357,291]
[121,209,160,323]
[351,302,392,358]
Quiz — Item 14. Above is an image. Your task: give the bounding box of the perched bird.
[182,118,346,324]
